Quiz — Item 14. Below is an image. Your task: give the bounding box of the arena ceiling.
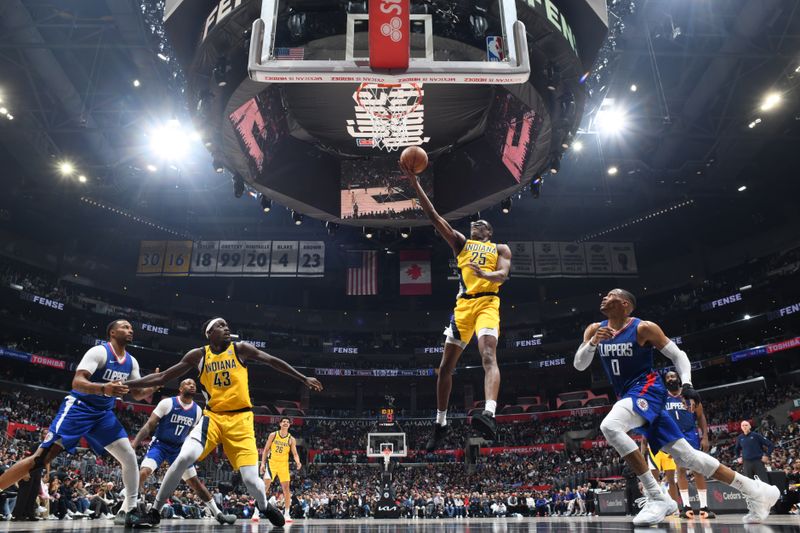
[1,0,799,261]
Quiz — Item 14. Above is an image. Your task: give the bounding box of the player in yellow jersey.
[402,163,512,451]
[259,417,301,522]
[125,317,322,527]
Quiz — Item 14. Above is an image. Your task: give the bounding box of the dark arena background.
[0,0,800,531]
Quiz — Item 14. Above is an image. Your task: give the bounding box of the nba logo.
[486,36,504,62]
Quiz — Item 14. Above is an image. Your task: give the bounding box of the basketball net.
[381,447,392,468]
[354,82,424,152]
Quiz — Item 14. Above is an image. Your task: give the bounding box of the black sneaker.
[680,505,694,519]
[471,410,497,441]
[115,509,153,529]
[699,507,716,519]
[425,423,450,452]
[260,503,285,527]
[146,508,161,527]
[215,512,237,525]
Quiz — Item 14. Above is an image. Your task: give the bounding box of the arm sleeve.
[152,398,172,418]
[75,345,108,374]
[129,357,141,380]
[659,341,692,384]
[573,342,597,371]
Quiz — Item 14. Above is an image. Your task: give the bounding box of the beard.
[666,382,681,392]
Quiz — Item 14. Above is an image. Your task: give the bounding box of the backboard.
[367,432,407,458]
[248,0,530,84]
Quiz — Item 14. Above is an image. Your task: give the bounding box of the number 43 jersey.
[153,397,203,446]
[198,343,253,412]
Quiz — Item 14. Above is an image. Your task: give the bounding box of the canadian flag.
[399,250,431,295]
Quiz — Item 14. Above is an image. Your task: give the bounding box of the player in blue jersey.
[663,370,716,519]
[131,378,236,525]
[574,289,779,525]
[0,319,158,527]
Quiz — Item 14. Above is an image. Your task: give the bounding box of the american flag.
[346,250,378,295]
[274,47,305,60]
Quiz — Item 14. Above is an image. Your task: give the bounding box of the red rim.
[355,82,423,121]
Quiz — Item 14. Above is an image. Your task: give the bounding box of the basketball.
[400,146,428,175]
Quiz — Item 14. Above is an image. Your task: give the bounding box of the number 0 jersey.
[596,317,654,396]
[456,239,501,297]
[198,343,252,412]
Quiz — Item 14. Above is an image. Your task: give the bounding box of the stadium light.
[363,227,374,239]
[260,195,272,213]
[500,197,512,214]
[738,185,747,192]
[213,158,225,173]
[748,118,762,129]
[292,210,303,225]
[58,160,75,176]
[146,164,158,173]
[630,84,638,92]
[133,79,141,88]
[149,120,191,160]
[400,228,410,239]
[78,175,87,183]
[0,107,6,115]
[744,314,751,320]
[607,166,619,176]
[760,92,781,111]
[573,140,583,152]
[5,114,12,120]
[595,100,628,135]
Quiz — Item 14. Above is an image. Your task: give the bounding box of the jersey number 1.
[610,359,621,376]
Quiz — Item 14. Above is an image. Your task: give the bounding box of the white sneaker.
[743,479,780,523]
[632,496,678,526]
[284,512,293,523]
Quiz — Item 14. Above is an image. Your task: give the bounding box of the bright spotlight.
[760,92,781,111]
[595,107,627,134]
[630,84,638,92]
[58,161,75,176]
[573,140,583,152]
[0,107,7,115]
[133,79,141,88]
[78,175,87,183]
[149,121,190,160]
[738,185,747,192]
[5,114,12,121]
[146,164,158,173]
[607,166,619,176]
[744,314,751,320]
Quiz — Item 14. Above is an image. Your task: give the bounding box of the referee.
[734,420,774,481]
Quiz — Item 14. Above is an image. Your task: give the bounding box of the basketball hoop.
[354,82,424,152]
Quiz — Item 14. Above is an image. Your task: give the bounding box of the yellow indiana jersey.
[269,431,292,462]
[198,343,252,412]
[456,239,501,296]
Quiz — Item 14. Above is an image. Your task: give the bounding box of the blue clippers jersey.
[596,318,654,396]
[153,397,201,446]
[664,394,698,434]
[71,343,133,411]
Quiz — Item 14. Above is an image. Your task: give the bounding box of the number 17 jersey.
[153,397,202,446]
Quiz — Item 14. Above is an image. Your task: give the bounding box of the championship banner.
[190,240,220,276]
[585,242,613,275]
[609,242,638,274]
[162,240,193,276]
[215,240,246,275]
[508,242,535,278]
[136,241,167,275]
[271,241,300,277]
[533,241,562,277]
[399,250,431,295]
[559,242,587,276]
[242,241,272,277]
[298,241,325,277]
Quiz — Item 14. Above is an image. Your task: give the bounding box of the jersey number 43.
[213,371,231,387]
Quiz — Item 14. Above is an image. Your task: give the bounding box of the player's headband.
[205,317,225,338]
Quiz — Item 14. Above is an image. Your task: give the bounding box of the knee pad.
[663,440,719,478]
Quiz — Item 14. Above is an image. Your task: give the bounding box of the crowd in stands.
[0,373,799,520]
